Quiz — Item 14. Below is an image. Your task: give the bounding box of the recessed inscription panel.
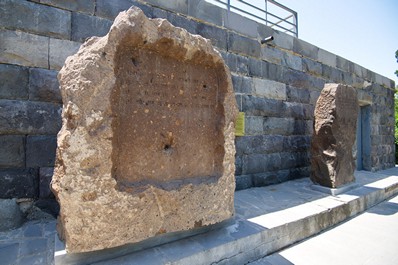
[112,48,225,189]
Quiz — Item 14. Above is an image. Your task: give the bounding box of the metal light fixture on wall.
[260,36,274,44]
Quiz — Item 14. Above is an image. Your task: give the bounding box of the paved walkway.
[235,168,398,220]
[1,167,398,264]
[251,194,398,265]
[0,219,56,265]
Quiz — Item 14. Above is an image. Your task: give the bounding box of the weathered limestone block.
[310,83,358,188]
[52,7,238,253]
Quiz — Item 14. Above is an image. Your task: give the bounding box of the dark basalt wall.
[0,0,395,198]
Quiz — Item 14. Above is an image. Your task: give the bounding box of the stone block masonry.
[0,64,29,100]
[0,0,71,39]
[137,0,394,186]
[0,30,49,68]
[0,0,395,200]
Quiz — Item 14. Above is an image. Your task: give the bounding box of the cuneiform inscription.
[112,47,225,186]
[133,76,218,109]
[136,98,214,108]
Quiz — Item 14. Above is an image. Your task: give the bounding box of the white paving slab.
[255,195,398,265]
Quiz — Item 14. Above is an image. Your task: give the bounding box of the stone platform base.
[311,182,359,196]
[54,169,398,265]
[54,218,232,265]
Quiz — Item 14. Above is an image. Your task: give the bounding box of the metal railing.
[207,0,298,37]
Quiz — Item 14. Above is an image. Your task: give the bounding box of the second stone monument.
[311,83,358,188]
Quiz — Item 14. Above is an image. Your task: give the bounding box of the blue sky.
[277,0,398,86]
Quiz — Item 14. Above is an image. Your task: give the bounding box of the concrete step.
[249,194,398,265]
[55,168,398,265]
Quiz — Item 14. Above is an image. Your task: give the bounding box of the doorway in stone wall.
[356,105,371,170]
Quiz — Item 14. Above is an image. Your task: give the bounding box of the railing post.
[265,0,268,26]
[227,0,230,10]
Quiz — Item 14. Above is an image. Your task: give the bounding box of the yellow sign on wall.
[235,112,245,136]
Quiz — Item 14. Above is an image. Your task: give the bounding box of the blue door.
[356,106,371,170]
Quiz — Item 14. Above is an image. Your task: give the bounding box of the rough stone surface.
[52,7,237,253]
[311,83,358,188]
[0,199,24,231]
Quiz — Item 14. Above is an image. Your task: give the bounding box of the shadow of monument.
[366,200,398,216]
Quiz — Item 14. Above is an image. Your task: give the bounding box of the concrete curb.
[55,169,398,264]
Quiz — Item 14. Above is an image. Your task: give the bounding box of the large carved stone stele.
[310,83,358,188]
[52,7,238,253]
